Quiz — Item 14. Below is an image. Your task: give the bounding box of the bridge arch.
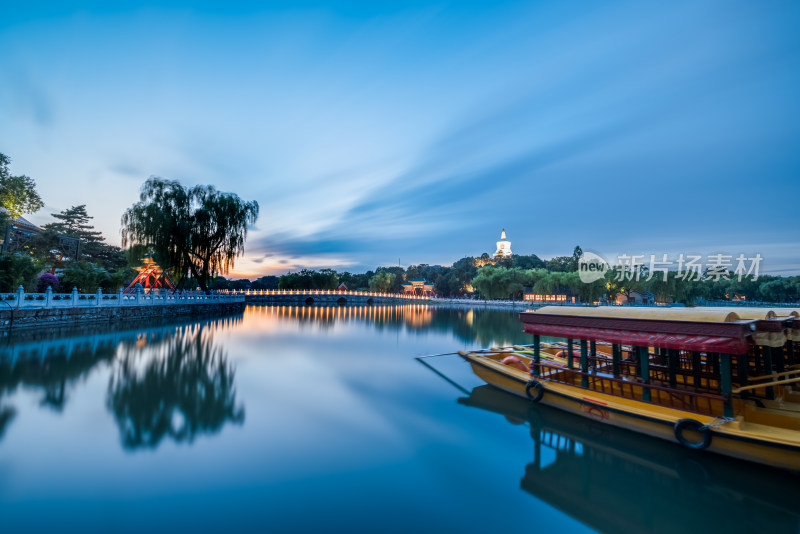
[366,298,374,305]
[337,297,347,306]
[305,297,314,306]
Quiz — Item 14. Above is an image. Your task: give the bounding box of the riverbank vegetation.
[1,155,259,294]
[1,151,798,304]
[121,177,259,291]
[220,249,800,306]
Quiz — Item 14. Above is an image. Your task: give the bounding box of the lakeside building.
[523,292,577,304]
[0,209,42,253]
[615,290,656,305]
[401,279,436,297]
[494,228,512,258]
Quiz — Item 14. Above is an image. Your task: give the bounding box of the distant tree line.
[215,244,800,305]
[3,151,797,304]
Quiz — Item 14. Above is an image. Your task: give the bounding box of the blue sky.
[1,1,798,277]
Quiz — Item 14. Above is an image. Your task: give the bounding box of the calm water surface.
[1,304,798,533]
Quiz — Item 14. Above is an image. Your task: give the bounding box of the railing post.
[720,353,734,418]
[567,338,574,370]
[667,348,678,388]
[763,346,775,400]
[45,285,53,308]
[532,334,541,377]
[16,285,24,308]
[96,287,103,306]
[638,346,651,402]
[72,286,78,306]
[118,288,124,306]
[580,340,589,387]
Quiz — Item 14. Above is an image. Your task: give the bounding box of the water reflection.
[108,324,244,450]
[0,314,244,448]
[459,385,800,534]
[0,332,117,411]
[246,304,533,346]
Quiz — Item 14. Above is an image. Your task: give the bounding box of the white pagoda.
[495,228,512,257]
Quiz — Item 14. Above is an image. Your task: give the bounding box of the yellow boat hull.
[463,353,800,472]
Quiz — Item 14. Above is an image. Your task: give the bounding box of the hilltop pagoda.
[494,228,512,257]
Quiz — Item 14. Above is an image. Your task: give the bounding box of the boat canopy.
[531,306,743,322]
[521,307,759,353]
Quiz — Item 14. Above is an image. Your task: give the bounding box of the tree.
[545,255,574,272]
[121,177,259,290]
[61,261,110,293]
[38,205,127,269]
[251,275,279,290]
[43,205,104,243]
[513,254,545,270]
[368,271,396,292]
[571,245,583,271]
[0,252,39,292]
[0,153,44,220]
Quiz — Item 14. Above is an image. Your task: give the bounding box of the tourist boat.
[459,306,800,471]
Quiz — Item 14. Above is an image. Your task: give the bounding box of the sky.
[1,0,799,277]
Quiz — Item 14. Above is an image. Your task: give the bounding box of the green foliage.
[29,205,126,271]
[0,153,44,219]
[337,271,370,291]
[121,177,259,290]
[0,252,39,292]
[43,205,104,244]
[278,269,339,290]
[472,266,528,300]
[545,255,574,272]
[512,254,546,270]
[250,275,279,290]
[368,271,396,292]
[106,267,136,292]
[61,261,110,293]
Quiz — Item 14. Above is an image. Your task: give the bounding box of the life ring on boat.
[501,355,528,373]
[673,419,712,450]
[525,380,544,402]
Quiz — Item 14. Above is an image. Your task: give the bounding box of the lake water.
[1,304,798,533]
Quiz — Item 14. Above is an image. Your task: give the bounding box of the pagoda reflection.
[458,385,800,534]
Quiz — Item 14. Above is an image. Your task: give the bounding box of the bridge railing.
[220,289,431,300]
[0,286,245,310]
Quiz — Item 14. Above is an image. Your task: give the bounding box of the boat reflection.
[458,385,800,534]
[108,323,244,450]
[0,315,244,449]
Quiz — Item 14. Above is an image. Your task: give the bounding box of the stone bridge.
[230,289,430,306]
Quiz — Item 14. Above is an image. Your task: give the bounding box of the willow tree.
[121,177,259,290]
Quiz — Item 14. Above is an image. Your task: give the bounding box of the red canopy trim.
[520,312,754,354]
[522,323,750,353]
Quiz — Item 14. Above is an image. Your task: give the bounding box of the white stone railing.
[222,289,430,299]
[0,286,245,309]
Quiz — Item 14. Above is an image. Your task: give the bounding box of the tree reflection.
[0,404,15,440]
[0,343,116,411]
[256,304,532,348]
[107,326,244,450]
